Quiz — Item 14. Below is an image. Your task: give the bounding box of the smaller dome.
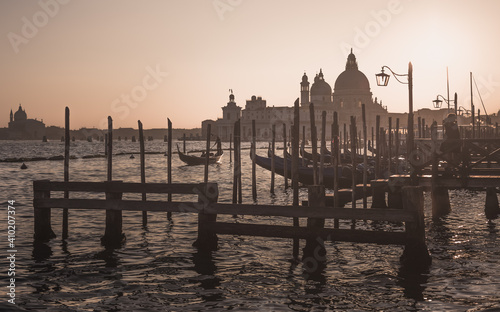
[14,104,27,121]
[310,69,332,96]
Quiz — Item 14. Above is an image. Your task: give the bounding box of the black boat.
[253,152,361,188]
[176,144,223,165]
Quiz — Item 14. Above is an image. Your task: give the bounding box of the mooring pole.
[138,120,147,226]
[301,125,306,167]
[431,121,451,218]
[303,185,326,261]
[183,133,186,154]
[283,123,288,189]
[362,105,368,209]
[350,116,357,215]
[107,116,113,181]
[102,117,124,247]
[229,133,232,163]
[33,180,56,241]
[333,112,340,228]
[292,98,300,259]
[375,115,381,179]
[395,118,400,173]
[205,123,211,185]
[252,120,257,200]
[319,111,326,186]
[271,124,276,194]
[309,103,318,185]
[168,118,173,219]
[388,117,392,176]
[63,107,70,239]
[232,120,240,204]
[400,186,431,269]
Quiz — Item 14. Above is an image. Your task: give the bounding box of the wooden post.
[193,183,219,250]
[485,187,500,219]
[63,107,70,239]
[421,118,426,139]
[400,186,431,268]
[283,123,288,189]
[270,124,276,194]
[319,111,326,186]
[303,185,326,260]
[205,123,211,185]
[183,133,186,154]
[232,120,240,204]
[229,133,232,163]
[388,117,392,176]
[417,116,422,139]
[333,112,340,228]
[478,109,481,139]
[309,103,318,185]
[168,118,173,219]
[33,180,56,241]
[292,98,300,259]
[252,120,257,200]
[138,120,147,226]
[431,122,451,218]
[104,134,108,156]
[350,116,357,225]
[101,181,124,247]
[362,105,368,209]
[395,118,400,173]
[301,125,306,167]
[343,123,347,159]
[107,116,113,181]
[375,115,381,179]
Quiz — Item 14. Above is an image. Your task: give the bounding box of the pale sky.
[1,0,500,129]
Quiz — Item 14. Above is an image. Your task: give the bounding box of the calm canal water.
[0,140,499,311]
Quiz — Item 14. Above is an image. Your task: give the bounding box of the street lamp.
[457,106,471,117]
[375,63,414,160]
[432,93,458,113]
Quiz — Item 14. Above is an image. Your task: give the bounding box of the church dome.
[334,50,370,91]
[310,69,332,96]
[14,104,27,121]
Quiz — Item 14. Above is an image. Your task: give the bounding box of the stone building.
[7,104,46,140]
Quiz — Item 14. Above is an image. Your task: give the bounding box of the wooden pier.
[33,179,430,267]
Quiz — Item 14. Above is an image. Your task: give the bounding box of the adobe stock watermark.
[98,64,168,129]
[213,0,243,21]
[7,0,70,54]
[339,0,410,57]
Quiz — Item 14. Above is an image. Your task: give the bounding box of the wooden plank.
[34,198,416,222]
[389,174,500,189]
[207,203,415,222]
[206,222,408,245]
[33,181,209,194]
[34,198,205,212]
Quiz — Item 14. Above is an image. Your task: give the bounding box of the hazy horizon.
[2,0,500,129]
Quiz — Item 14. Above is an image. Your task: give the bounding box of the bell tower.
[300,72,310,107]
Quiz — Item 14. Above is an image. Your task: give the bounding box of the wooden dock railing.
[33,180,430,265]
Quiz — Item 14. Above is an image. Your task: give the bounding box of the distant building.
[7,104,46,140]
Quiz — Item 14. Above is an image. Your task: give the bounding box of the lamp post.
[432,93,458,114]
[376,62,414,160]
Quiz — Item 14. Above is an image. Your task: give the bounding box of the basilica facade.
[205,51,389,142]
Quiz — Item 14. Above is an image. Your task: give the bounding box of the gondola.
[176,144,223,165]
[253,152,361,188]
